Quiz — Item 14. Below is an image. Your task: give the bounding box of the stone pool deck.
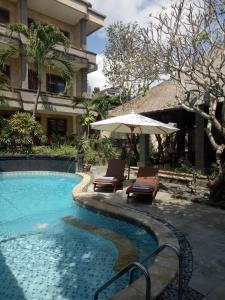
[83,166,225,300]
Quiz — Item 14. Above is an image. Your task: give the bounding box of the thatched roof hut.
[109,80,183,116]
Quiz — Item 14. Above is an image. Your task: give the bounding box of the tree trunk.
[208,170,225,202]
[32,80,41,119]
[156,134,164,163]
[208,145,225,202]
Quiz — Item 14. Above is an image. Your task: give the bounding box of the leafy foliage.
[0,65,10,104]
[176,157,202,193]
[72,96,96,136]
[104,22,160,101]
[92,95,120,119]
[0,113,46,153]
[32,145,76,156]
[81,136,118,165]
[32,135,118,164]
[72,94,121,136]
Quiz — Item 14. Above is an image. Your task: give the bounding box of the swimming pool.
[0,172,158,300]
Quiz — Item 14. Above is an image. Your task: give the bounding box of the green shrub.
[175,157,193,173]
[0,115,7,132]
[82,137,118,165]
[176,157,202,193]
[0,112,46,153]
[33,145,76,156]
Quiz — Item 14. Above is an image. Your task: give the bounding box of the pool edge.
[72,173,179,299]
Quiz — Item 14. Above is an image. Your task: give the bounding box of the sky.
[87,0,171,91]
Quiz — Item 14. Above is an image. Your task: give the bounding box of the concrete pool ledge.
[73,173,179,299]
[73,172,91,193]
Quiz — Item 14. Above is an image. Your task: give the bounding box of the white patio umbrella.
[91,112,179,178]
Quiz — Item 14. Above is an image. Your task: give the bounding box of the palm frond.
[29,21,69,53]
[45,56,74,92]
[7,23,29,38]
[0,46,20,66]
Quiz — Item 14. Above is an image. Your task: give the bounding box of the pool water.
[0,172,158,300]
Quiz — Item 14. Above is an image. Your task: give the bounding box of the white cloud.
[89,0,171,32]
[88,54,108,90]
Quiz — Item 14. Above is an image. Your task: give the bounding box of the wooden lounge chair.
[93,159,125,192]
[126,167,159,203]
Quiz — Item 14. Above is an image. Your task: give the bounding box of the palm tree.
[72,94,121,137]
[0,21,74,118]
[0,66,10,104]
[72,96,96,137]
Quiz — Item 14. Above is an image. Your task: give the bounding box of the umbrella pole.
[127,127,134,180]
[128,150,131,180]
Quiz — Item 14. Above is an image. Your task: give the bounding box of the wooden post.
[127,126,134,180]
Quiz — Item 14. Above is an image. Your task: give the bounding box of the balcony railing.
[0,87,88,114]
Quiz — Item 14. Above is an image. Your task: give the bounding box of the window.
[0,8,10,24]
[0,65,10,84]
[47,118,67,136]
[3,65,10,78]
[28,18,34,27]
[61,30,70,39]
[28,69,38,90]
[47,74,66,94]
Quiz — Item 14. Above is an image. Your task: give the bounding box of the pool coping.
[73,173,179,299]
[0,171,80,177]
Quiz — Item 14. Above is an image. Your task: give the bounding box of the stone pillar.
[72,73,77,97]
[138,134,150,167]
[80,69,88,96]
[177,111,185,156]
[21,55,28,89]
[19,0,29,89]
[195,113,205,171]
[19,0,28,25]
[80,18,87,50]
[72,115,77,134]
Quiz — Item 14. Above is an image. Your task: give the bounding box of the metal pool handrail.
[129,243,182,300]
[93,262,151,300]
[93,243,182,300]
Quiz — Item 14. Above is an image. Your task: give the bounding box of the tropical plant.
[0,115,7,133]
[72,94,120,136]
[81,136,117,165]
[0,21,74,118]
[32,145,76,156]
[92,87,100,96]
[0,66,10,104]
[0,112,46,153]
[72,96,96,137]
[92,95,120,119]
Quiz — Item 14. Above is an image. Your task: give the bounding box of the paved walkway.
[88,166,225,299]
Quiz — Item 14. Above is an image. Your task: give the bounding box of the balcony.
[8,0,105,36]
[0,24,97,70]
[0,88,86,115]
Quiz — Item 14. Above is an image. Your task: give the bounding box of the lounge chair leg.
[113,185,116,193]
[94,183,96,192]
[152,191,157,203]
